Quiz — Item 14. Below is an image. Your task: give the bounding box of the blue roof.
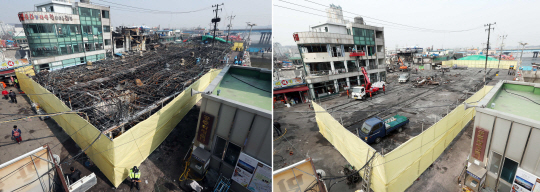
[365,118,381,126]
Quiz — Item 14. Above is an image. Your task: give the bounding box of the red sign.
[350,52,366,57]
[281,80,288,86]
[7,61,14,67]
[293,34,299,42]
[472,127,489,161]
[18,13,24,21]
[196,112,215,145]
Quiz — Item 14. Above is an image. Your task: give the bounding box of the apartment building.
[17,0,111,72]
[293,5,386,99]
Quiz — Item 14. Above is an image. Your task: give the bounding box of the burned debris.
[33,42,231,137]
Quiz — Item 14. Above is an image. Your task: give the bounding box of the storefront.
[273,77,309,107]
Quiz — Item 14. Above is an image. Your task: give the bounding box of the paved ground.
[273,67,515,191]
[0,84,203,191]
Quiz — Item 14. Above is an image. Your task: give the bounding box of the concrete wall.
[295,32,353,45]
[470,81,540,191]
[311,23,348,35]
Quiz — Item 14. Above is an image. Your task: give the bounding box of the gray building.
[293,5,386,100]
[466,81,540,192]
[17,0,112,71]
[191,66,272,192]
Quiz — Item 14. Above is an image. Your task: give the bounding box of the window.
[104,39,111,45]
[489,152,503,174]
[212,136,227,159]
[70,25,80,34]
[102,10,109,18]
[324,27,328,32]
[103,26,110,32]
[500,158,518,183]
[223,142,241,166]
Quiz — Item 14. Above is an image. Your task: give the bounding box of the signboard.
[472,127,489,161]
[0,59,30,71]
[247,162,272,192]
[232,153,258,187]
[273,78,304,89]
[18,12,74,23]
[196,112,214,145]
[512,168,540,192]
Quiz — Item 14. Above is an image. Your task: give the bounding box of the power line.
[301,0,482,33]
[96,0,213,14]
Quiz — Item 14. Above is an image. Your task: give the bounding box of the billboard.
[273,78,303,89]
[231,153,271,192]
[512,168,540,192]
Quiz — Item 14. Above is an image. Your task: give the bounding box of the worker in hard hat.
[129,166,141,190]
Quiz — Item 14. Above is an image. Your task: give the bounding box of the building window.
[500,158,518,183]
[103,26,110,32]
[212,136,227,159]
[102,10,109,18]
[489,151,503,174]
[223,142,241,166]
[104,39,111,45]
[324,27,328,32]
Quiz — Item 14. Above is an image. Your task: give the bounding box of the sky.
[0,0,271,30]
[273,0,540,50]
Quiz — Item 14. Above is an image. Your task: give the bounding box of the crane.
[398,57,408,71]
[361,66,380,98]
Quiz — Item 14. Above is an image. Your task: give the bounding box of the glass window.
[79,7,91,17]
[500,158,518,183]
[102,10,109,18]
[104,39,111,45]
[103,26,110,32]
[223,142,241,166]
[70,25,80,34]
[212,136,227,159]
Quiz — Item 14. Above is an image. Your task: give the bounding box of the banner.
[273,78,304,89]
[247,162,272,192]
[232,153,258,187]
[513,168,540,192]
[0,59,30,71]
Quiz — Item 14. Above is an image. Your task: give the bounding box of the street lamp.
[516,42,528,80]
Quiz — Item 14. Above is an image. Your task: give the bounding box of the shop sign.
[231,153,271,192]
[472,127,489,161]
[0,60,29,71]
[18,12,73,22]
[293,34,299,41]
[512,168,540,192]
[196,112,214,145]
[273,78,303,89]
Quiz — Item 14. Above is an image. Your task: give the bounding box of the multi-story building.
[293,5,386,99]
[17,0,112,72]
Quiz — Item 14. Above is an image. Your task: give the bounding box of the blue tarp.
[115,53,122,56]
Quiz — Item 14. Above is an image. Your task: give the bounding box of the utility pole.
[497,35,507,69]
[226,14,235,43]
[517,42,528,80]
[245,22,256,51]
[211,3,223,47]
[483,23,495,85]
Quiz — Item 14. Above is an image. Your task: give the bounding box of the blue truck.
[357,115,410,144]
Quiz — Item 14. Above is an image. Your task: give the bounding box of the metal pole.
[497,35,506,70]
[226,15,235,43]
[517,42,528,79]
[211,4,223,48]
[484,23,495,85]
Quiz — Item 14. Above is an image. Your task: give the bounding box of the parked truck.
[357,115,409,144]
[350,67,386,100]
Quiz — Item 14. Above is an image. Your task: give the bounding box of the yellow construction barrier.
[232,42,244,51]
[442,60,517,69]
[15,68,222,187]
[313,86,493,192]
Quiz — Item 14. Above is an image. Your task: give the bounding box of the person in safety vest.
[129,166,141,190]
[12,125,21,144]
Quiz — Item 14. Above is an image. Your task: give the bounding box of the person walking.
[129,166,141,190]
[14,78,19,88]
[2,89,8,100]
[67,167,81,184]
[9,90,17,103]
[12,125,22,144]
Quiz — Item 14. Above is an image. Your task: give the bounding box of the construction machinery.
[398,57,408,71]
[351,67,385,100]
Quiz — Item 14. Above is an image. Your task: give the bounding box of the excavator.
[398,57,408,71]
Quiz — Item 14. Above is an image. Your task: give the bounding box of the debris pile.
[412,76,440,87]
[34,41,231,134]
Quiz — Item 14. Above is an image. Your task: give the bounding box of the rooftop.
[486,82,540,121]
[212,66,272,111]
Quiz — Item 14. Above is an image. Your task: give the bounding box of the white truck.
[351,81,385,100]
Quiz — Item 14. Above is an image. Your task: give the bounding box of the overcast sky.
[274,0,540,50]
[1,0,271,30]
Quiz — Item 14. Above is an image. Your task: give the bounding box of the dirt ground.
[273,67,514,191]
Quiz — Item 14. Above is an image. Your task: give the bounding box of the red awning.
[0,70,15,75]
[273,86,309,94]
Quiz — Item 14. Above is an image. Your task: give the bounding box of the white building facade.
[293,6,386,99]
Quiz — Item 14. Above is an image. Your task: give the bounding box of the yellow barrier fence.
[442,60,517,69]
[313,86,493,192]
[15,68,222,187]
